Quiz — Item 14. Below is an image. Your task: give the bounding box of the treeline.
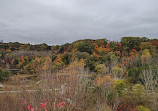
[0,37,157,53]
[0,37,157,73]
[0,42,51,52]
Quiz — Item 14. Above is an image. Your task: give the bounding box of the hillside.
[0,37,158,111]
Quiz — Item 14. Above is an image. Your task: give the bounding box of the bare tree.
[141,66,158,110]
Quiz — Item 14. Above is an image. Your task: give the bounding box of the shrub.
[135,105,151,111]
[0,68,11,82]
[117,103,136,111]
[115,80,126,96]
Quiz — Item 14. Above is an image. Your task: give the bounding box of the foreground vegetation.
[0,37,158,111]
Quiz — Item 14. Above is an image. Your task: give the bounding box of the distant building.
[0,40,3,43]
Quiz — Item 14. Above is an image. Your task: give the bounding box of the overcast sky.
[0,0,158,45]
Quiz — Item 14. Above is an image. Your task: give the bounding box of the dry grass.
[0,68,114,111]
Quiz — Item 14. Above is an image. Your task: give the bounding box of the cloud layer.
[0,0,158,44]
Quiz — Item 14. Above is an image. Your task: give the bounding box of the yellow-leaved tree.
[140,49,151,65]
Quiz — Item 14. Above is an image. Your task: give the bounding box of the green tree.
[77,41,95,54]
[115,80,126,96]
[85,54,99,71]
[121,37,148,52]
[132,84,145,104]
[62,52,72,65]
[95,64,107,74]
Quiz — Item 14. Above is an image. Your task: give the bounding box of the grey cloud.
[0,0,158,45]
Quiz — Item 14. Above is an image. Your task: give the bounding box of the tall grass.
[0,67,114,111]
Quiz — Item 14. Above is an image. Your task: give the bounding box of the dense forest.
[0,37,158,111]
